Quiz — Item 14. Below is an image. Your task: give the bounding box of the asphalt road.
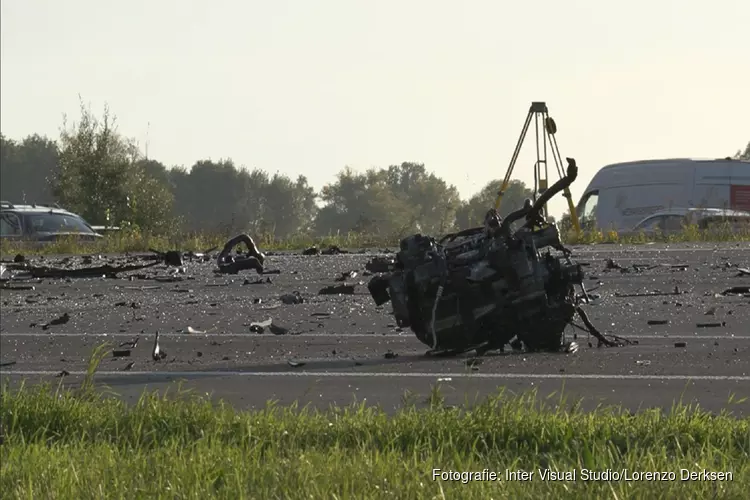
[1,242,749,415]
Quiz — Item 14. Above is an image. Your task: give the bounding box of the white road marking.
[1,370,749,381]
[0,332,747,340]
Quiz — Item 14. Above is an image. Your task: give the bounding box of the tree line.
[2,99,749,240]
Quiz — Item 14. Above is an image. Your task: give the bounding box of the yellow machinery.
[493,102,582,234]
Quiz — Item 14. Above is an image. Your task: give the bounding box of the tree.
[315,162,462,238]
[382,162,462,235]
[52,97,173,231]
[455,179,533,229]
[0,133,59,203]
[735,141,750,160]
[259,174,318,238]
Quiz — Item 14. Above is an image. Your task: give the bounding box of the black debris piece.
[615,289,682,298]
[123,361,135,371]
[575,306,635,347]
[674,342,687,348]
[319,284,355,295]
[216,234,265,275]
[647,320,669,326]
[696,322,726,328]
[28,261,160,279]
[722,286,750,295]
[302,247,320,256]
[119,336,140,349]
[384,350,398,359]
[243,278,268,285]
[112,349,131,358]
[336,271,358,281]
[13,254,25,263]
[164,251,183,267]
[249,324,264,334]
[42,312,70,330]
[605,258,621,270]
[0,361,17,368]
[365,256,396,274]
[280,292,304,304]
[321,245,347,255]
[56,370,70,377]
[269,323,289,335]
[0,284,35,291]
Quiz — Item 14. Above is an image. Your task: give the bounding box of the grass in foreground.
[1,223,748,257]
[1,379,749,500]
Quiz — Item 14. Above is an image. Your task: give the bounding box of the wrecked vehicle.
[368,158,619,355]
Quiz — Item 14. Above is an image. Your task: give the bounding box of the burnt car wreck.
[367,158,627,356]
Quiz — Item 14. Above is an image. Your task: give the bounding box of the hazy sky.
[2,0,748,217]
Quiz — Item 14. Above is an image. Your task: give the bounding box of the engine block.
[367,158,586,354]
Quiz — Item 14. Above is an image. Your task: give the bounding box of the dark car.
[623,208,750,237]
[0,201,105,243]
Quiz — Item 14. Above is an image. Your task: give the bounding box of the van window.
[578,191,599,228]
[0,213,22,236]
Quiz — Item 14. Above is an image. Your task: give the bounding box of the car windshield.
[26,212,94,234]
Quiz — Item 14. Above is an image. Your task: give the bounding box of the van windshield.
[578,191,599,229]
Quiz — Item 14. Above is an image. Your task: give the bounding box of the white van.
[575,158,750,232]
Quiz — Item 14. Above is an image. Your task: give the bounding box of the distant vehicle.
[0,201,107,242]
[623,207,750,237]
[575,158,750,232]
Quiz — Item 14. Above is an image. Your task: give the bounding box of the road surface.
[2,242,749,414]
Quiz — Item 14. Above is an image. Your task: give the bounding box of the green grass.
[1,345,749,499]
[1,222,749,257]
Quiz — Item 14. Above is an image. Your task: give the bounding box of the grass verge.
[1,223,749,257]
[1,356,749,499]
